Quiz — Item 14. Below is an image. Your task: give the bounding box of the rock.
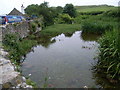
[16,86,19,88]
[26,85,32,88]
[12,86,15,88]
[28,74,31,77]
[83,86,88,88]
[22,77,26,82]
[0,48,33,89]
[0,49,8,57]
[21,82,27,87]
[17,84,21,87]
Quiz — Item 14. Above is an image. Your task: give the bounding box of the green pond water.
[21,31,101,88]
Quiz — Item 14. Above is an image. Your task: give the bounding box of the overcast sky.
[0,0,119,15]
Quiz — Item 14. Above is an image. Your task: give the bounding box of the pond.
[21,31,100,88]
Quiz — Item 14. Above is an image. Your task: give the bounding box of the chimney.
[21,4,25,14]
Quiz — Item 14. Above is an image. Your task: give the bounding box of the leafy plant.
[3,34,37,64]
[96,30,120,80]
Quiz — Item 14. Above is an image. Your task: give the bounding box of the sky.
[0,0,119,15]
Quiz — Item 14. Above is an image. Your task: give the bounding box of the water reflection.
[35,32,74,48]
[81,32,101,42]
[21,31,119,88]
[64,32,73,37]
[21,31,100,88]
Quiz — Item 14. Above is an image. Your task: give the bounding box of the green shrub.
[103,8,120,17]
[34,20,42,27]
[74,15,90,24]
[3,34,19,48]
[3,34,37,64]
[82,21,113,34]
[55,14,73,24]
[30,22,37,33]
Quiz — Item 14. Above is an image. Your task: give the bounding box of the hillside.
[75,5,116,12]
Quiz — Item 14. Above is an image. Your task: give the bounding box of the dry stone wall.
[0,21,41,88]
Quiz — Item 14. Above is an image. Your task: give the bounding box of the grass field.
[41,24,81,36]
[75,5,116,12]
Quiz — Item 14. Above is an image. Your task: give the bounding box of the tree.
[63,4,76,18]
[56,6,63,14]
[25,4,39,16]
[25,2,55,26]
[38,2,55,26]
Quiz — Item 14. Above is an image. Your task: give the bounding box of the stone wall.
[0,21,41,89]
[2,21,41,39]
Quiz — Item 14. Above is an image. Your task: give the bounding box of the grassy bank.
[40,24,81,36]
[81,21,113,34]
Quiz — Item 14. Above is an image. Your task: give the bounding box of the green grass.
[40,24,81,36]
[75,5,116,13]
[82,21,113,34]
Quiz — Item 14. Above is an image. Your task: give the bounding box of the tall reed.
[97,29,120,80]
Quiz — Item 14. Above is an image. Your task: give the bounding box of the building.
[8,8,23,16]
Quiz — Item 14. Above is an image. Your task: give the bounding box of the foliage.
[29,22,37,33]
[3,34,19,48]
[55,14,73,24]
[25,2,57,26]
[103,8,120,17]
[96,30,120,80]
[74,15,90,24]
[3,34,37,64]
[56,6,63,14]
[82,21,113,34]
[38,2,55,26]
[25,4,39,16]
[63,4,76,17]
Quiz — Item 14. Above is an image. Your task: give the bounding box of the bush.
[30,22,37,33]
[103,8,120,17]
[3,34,37,63]
[82,21,113,34]
[74,15,90,24]
[55,14,73,24]
[3,34,19,48]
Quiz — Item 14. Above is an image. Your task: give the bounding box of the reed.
[96,29,120,80]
